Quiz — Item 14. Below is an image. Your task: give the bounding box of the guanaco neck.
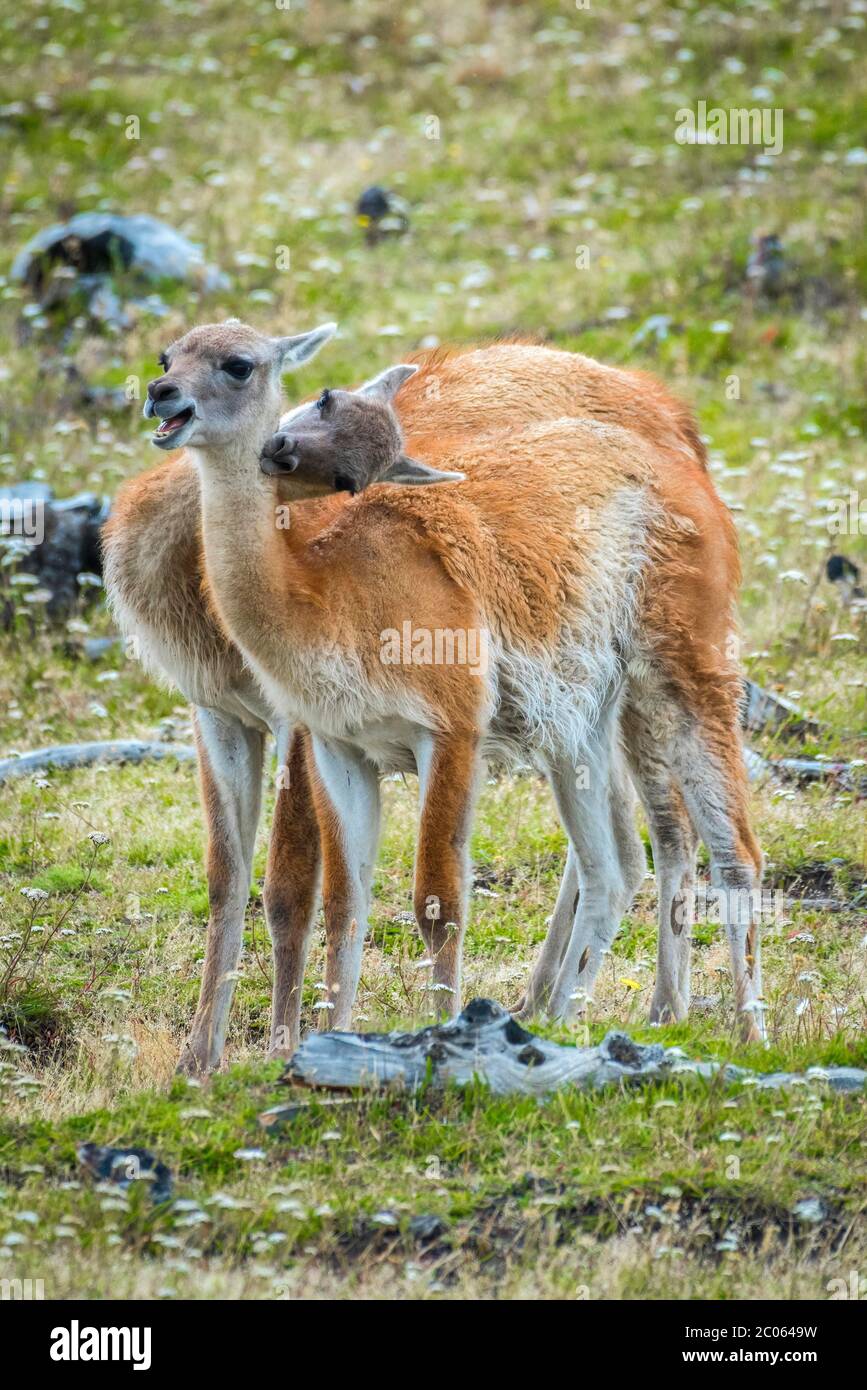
[192,438,327,673]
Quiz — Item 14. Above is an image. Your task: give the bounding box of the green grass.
[2,1043,866,1299]
[0,0,865,1300]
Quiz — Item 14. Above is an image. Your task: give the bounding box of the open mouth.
[154,406,194,440]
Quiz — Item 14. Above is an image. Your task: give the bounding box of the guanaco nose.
[260,432,298,470]
[147,377,183,404]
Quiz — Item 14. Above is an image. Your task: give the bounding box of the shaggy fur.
[103,329,764,1069]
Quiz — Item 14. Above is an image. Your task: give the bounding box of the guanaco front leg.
[178,707,264,1076]
[264,725,322,1057]
[413,731,482,1014]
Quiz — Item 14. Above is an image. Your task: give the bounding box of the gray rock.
[1,484,109,619]
[12,212,227,292]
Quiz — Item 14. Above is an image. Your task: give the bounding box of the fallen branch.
[283,998,867,1097]
[0,740,196,786]
[744,745,866,792]
[741,679,825,741]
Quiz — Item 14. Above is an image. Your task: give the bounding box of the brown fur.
[264,728,322,1055]
[412,732,481,996]
[399,342,709,468]
[106,334,761,1052]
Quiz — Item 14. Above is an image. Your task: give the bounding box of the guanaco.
[104,323,763,1073]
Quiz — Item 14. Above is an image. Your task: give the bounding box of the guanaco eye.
[158,353,169,371]
[316,389,332,411]
[222,358,254,381]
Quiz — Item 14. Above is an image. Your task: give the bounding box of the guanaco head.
[259,363,464,497]
[144,319,336,453]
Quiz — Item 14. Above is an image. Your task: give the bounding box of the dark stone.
[356,186,391,221]
[409,1213,449,1243]
[827,553,860,584]
[602,1032,646,1068]
[461,997,507,1025]
[77,1141,173,1204]
[503,1017,535,1046]
[1,482,110,621]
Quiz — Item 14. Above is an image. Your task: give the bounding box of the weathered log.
[0,740,196,786]
[744,745,866,793]
[259,1097,360,1131]
[283,998,867,1097]
[741,679,825,741]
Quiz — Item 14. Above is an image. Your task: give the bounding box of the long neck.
[192,439,324,672]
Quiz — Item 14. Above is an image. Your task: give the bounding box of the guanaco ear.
[274,322,337,369]
[358,363,419,401]
[379,455,465,487]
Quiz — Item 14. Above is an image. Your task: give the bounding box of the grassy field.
[0,0,865,1300]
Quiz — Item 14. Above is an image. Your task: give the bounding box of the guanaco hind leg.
[628,678,765,1042]
[308,735,381,1031]
[622,700,698,1025]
